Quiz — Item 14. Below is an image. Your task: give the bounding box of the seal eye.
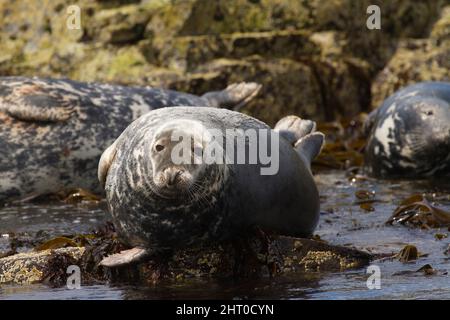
[155,144,165,152]
[425,110,433,116]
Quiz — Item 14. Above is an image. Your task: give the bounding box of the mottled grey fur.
[100,107,323,263]
[364,82,450,178]
[0,77,261,202]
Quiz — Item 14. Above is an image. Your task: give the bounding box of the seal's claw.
[201,82,262,110]
[294,132,325,166]
[99,247,149,268]
[274,115,317,146]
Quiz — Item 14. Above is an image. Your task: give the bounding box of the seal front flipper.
[98,141,118,189]
[294,132,325,168]
[201,82,262,111]
[0,83,76,122]
[99,247,150,268]
[0,99,76,122]
[274,115,316,145]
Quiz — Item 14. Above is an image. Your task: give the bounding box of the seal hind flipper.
[0,82,78,122]
[274,115,316,146]
[99,247,149,268]
[0,99,76,122]
[294,132,325,166]
[98,141,118,189]
[201,82,262,110]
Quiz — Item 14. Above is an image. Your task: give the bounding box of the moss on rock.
[0,247,85,285]
[0,0,448,121]
[0,235,373,285]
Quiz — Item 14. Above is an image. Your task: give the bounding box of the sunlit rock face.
[0,0,448,124]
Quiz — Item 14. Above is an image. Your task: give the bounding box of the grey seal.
[0,77,261,202]
[364,82,450,178]
[98,107,324,267]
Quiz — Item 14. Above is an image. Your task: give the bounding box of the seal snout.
[164,167,184,186]
[155,166,191,192]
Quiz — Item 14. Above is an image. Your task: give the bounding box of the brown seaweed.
[387,194,450,228]
[313,114,367,170]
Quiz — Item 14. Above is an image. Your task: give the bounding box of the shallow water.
[0,170,449,300]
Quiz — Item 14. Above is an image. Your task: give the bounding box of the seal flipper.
[201,82,262,111]
[98,141,118,189]
[0,100,75,122]
[0,82,77,122]
[274,115,316,145]
[100,247,150,268]
[294,132,325,167]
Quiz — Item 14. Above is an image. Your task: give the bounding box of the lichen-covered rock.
[0,247,85,285]
[371,40,450,108]
[144,30,320,72]
[134,236,373,284]
[107,236,372,283]
[89,4,153,44]
[0,236,372,286]
[431,5,450,42]
[370,6,450,108]
[0,0,447,121]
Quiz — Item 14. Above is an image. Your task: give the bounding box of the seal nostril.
[167,170,182,186]
[155,144,164,152]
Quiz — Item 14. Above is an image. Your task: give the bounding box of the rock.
[371,39,450,108]
[144,0,311,37]
[143,30,320,72]
[318,0,446,72]
[431,5,450,42]
[0,0,447,121]
[371,6,450,108]
[144,0,445,72]
[0,236,372,285]
[89,3,155,45]
[0,247,85,285]
[164,57,325,125]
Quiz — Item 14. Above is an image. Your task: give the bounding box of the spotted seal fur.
[364,82,450,178]
[0,77,261,202]
[98,107,324,267]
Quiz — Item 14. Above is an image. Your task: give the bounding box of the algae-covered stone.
[0,0,448,121]
[90,4,153,44]
[431,5,450,42]
[0,235,372,286]
[145,0,310,37]
[371,39,450,109]
[160,50,371,125]
[370,4,450,108]
[146,30,319,72]
[0,247,85,285]
[116,236,373,282]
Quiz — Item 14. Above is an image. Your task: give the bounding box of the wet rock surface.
[0,247,85,285]
[0,226,373,286]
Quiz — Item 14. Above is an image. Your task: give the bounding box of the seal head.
[148,119,211,199]
[364,82,450,178]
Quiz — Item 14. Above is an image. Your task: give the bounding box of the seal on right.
[364,82,450,179]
